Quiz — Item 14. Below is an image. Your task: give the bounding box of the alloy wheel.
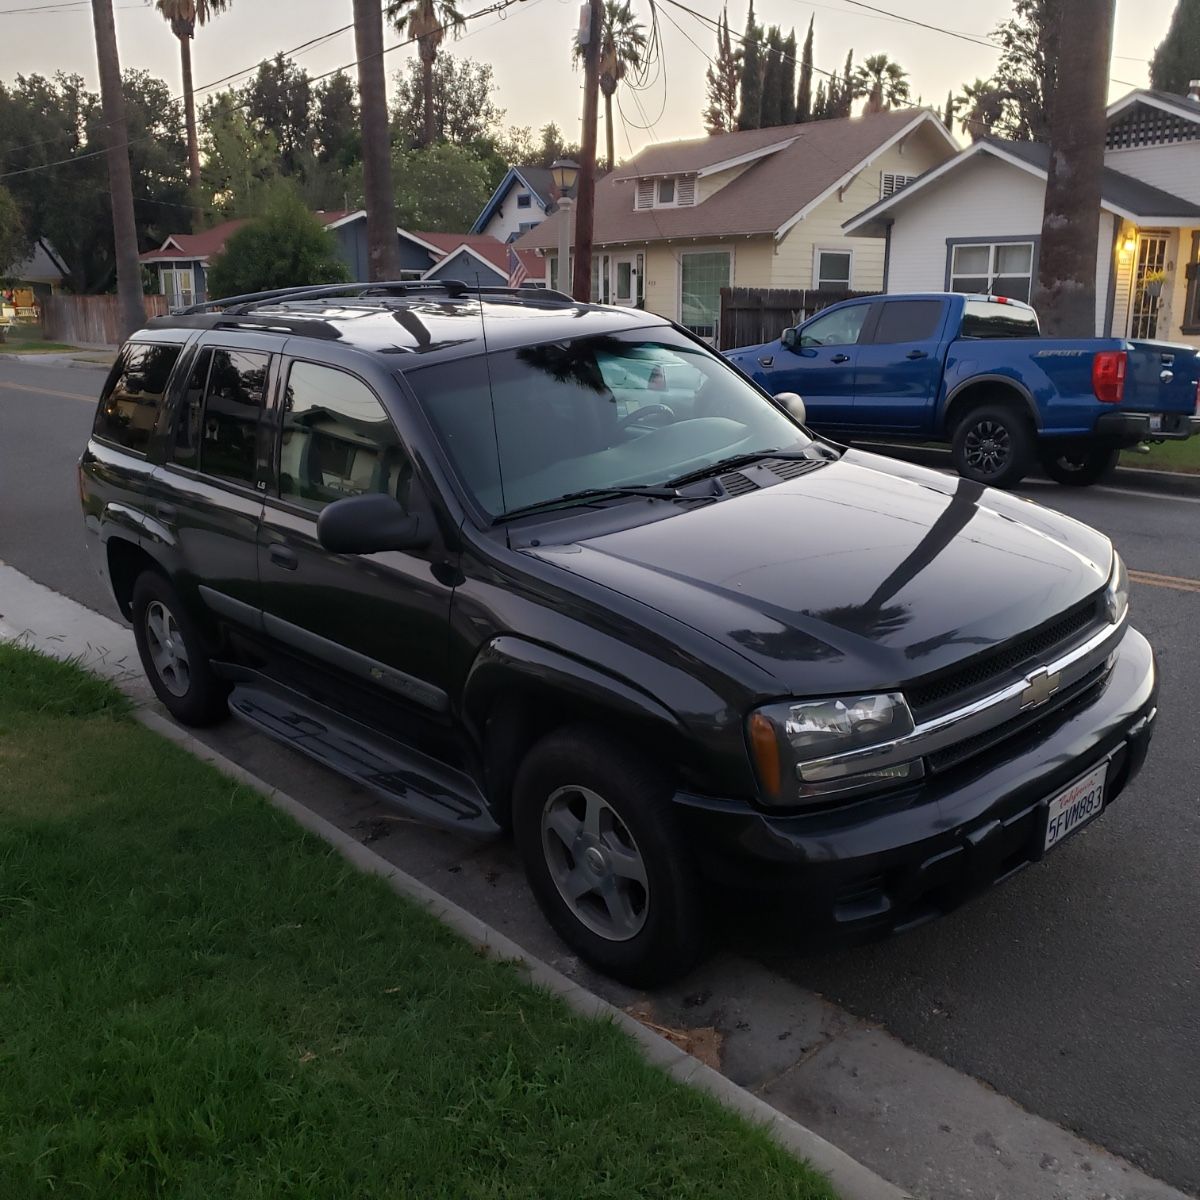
[144,599,191,698]
[963,419,1012,477]
[540,785,650,942]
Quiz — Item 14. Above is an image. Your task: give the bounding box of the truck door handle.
[906,349,928,360]
[156,502,177,521]
[758,356,774,367]
[269,545,299,571]
[831,353,850,364]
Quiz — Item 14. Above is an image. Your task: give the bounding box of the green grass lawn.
[0,337,77,353]
[0,644,837,1200]
[1121,439,1200,474]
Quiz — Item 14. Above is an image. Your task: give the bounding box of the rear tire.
[131,572,229,727]
[951,404,1035,489]
[1038,443,1120,487]
[512,726,704,987]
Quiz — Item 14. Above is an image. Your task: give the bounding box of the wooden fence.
[43,294,169,347]
[718,287,879,350]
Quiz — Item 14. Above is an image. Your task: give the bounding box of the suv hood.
[529,450,1113,695]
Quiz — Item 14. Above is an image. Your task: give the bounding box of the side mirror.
[781,327,798,351]
[775,392,807,424]
[317,493,430,555]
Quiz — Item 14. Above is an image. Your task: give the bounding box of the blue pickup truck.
[725,293,1200,487]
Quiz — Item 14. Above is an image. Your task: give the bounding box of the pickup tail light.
[1092,350,1127,404]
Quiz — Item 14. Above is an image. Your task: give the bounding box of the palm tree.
[852,54,910,113]
[956,77,1005,141]
[155,0,229,196]
[575,0,646,170]
[388,0,465,147]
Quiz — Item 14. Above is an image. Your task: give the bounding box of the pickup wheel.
[512,727,704,986]
[951,405,1034,489]
[131,572,229,727]
[1038,444,1120,487]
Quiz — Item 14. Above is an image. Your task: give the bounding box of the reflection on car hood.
[529,450,1113,694]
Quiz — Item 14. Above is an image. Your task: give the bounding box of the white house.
[471,165,573,244]
[844,89,1200,345]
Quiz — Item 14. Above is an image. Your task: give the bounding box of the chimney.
[1189,80,1200,102]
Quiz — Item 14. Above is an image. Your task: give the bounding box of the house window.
[658,178,675,205]
[1181,233,1200,335]
[160,265,194,309]
[880,172,916,199]
[679,250,730,343]
[517,193,532,209]
[949,241,1035,304]
[635,176,696,210]
[815,249,853,292]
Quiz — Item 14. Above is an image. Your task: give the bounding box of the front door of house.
[1129,233,1169,339]
[613,255,637,307]
[161,266,194,310]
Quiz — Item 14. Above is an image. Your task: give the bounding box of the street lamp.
[550,158,579,294]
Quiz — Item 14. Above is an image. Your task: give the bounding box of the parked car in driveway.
[725,292,1200,487]
[79,281,1158,984]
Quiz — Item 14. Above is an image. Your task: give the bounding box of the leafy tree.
[574,0,646,173]
[241,54,312,174]
[388,0,466,147]
[206,186,348,297]
[200,91,280,215]
[1151,0,1200,95]
[390,141,493,230]
[117,70,190,247]
[779,29,796,124]
[0,184,30,274]
[812,78,827,119]
[796,17,814,121]
[853,54,911,113]
[837,48,855,117]
[536,121,580,167]
[956,77,1005,140]
[392,55,504,149]
[942,90,956,130]
[737,0,763,130]
[759,26,784,127]
[704,5,741,134]
[154,0,230,192]
[989,0,1058,140]
[312,71,359,167]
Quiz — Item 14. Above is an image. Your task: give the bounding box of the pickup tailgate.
[1123,341,1200,415]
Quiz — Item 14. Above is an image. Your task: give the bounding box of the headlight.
[748,692,923,806]
[1105,551,1129,625]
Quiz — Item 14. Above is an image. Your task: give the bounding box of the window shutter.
[676,176,696,206]
[880,172,915,199]
[636,179,655,210]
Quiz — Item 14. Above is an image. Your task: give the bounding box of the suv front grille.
[907,599,1101,721]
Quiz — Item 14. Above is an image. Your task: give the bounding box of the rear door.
[852,298,949,433]
[1122,342,1200,427]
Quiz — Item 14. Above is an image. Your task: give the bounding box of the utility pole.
[90,0,144,340]
[1032,0,1116,336]
[572,0,603,303]
[354,0,402,281]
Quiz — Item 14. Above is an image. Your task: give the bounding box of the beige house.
[516,109,958,342]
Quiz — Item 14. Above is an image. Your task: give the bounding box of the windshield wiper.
[665,449,815,488]
[496,484,686,522]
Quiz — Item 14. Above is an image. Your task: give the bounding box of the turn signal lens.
[748,712,782,800]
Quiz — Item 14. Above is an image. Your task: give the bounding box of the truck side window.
[171,347,212,469]
[278,361,411,513]
[799,306,869,348]
[200,349,270,486]
[871,301,944,344]
[93,342,183,454]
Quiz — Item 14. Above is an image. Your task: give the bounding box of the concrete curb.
[134,707,910,1200]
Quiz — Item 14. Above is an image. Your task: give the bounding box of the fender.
[941,373,1042,432]
[101,500,178,554]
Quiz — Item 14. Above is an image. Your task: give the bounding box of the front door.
[256,357,459,758]
[161,266,194,310]
[1129,233,1169,339]
[679,250,730,344]
[852,298,948,432]
[613,255,637,307]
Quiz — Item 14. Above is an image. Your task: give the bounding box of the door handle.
[831,353,850,364]
[758,356,774,367]
[155,502,177,521]
[269,544,299,571]
[906,349,928,360]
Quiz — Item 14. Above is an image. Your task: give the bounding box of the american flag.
[507,245,528,288]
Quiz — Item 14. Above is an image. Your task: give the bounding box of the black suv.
[79,281,1157,985]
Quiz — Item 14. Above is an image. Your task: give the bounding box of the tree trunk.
[604,90,614,174]
[353,0,402,281]
[90,0,143,340]
[178,32,202,221]
[1032,0,1115,336]
[572,0,603,302]
[422,53,435,147]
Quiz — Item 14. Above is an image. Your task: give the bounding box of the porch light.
[1122,233,1137,256]
[550,158,579,195]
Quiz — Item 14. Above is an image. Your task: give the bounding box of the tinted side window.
[93,342,183,453]
[798,305,869,348]
[171,347,211,468]
[871,301,944,344]
[201,349,270,485]
[278,361,410,512]
[959,300,1041,339]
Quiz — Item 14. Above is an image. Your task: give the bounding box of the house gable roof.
[518,109,956,251]
[422,242,509,282]
[844,137,1200,235]
[1106,89,1200,125]
[470,165,562,234]
[138,211,362,265]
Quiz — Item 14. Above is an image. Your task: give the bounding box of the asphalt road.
[2,358,1198,1195]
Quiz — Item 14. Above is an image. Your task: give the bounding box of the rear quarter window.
[959,300,1040,339]
[94,341,184,453]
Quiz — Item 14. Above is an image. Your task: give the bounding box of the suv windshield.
[406,329,814,518]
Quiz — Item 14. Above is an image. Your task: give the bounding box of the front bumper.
[1094,412,1200,443]
[673,627,1158,942]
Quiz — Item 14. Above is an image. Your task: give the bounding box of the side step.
[227,680,501,837]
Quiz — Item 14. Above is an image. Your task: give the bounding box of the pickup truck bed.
[726,292,1200,487]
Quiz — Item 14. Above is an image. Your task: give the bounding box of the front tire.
[951,404,1034,489]
[512,727,704,987]
[1038,443,1120,487]
[131,572,229,726]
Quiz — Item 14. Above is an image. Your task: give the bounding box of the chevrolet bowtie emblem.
[1020,668,1062,709]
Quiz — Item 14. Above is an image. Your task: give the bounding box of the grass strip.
[0,340,78,354]
[1122,439,1200,475]
[0,644,837,1200]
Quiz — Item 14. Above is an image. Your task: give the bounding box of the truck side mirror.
[781,327,798,351]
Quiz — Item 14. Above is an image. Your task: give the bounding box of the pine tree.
[1151,0,1200,95]
[760,26,784,127]
[736,0,763,130]
[838,48,854,117]
[780,29,797,123]
[942,90,956,130]
[796,16,814,121]
[703,6,741,134]
[813,78,827,119]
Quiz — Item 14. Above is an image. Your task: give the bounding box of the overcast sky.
[0,0,1179,152]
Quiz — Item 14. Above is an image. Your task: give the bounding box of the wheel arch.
[105,536,168,620]
[942,376,1041,436]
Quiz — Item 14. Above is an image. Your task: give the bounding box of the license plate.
[1043,763,1107,853]
[1149,414,1164,433]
